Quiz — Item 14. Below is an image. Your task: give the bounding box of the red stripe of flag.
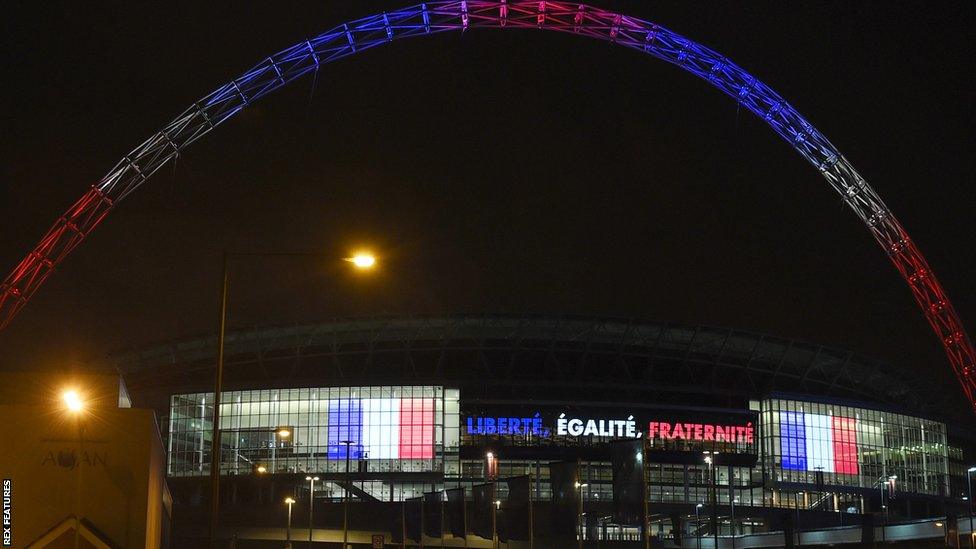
[399,398,434,459]
[831,416,858,475]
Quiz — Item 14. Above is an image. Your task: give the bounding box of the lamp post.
[494,499,502,549]
[341,440,355,549]
[486,451,497,481]
[729,469,736,549]
[878,474,896,543]
[575,482,588,549]
[306,475,320,547]
[813,466,824,512]
[695,503,703,549]
[284,497,296,549]
[206,250,376,548]
[704,452,717,548]
[967,466,975,548]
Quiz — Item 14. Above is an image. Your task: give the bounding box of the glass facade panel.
[167,385,458,477]
[760,399,948,496]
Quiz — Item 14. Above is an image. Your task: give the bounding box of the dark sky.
[3,2,974,408]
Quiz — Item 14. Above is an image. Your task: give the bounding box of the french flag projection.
[327,398,434,460]
[780,412,859,474]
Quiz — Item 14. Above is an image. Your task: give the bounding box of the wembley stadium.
[107,314,976,547]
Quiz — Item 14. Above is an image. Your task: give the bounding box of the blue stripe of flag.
[780,411,807,470]
[328,398,364,459]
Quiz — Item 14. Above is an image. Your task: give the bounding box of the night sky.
[3,2,974,409]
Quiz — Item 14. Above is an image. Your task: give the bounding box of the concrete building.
[0,371,170,548]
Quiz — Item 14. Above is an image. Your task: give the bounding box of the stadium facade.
[111,315,976,546]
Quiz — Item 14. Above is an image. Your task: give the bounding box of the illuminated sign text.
[466,414,549,437]
[556,414,640,438]
[647,421,754,444]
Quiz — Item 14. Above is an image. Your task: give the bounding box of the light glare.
[63,390,83,412]
[345,253,376,269]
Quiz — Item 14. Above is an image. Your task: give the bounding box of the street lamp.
[306,475,319,547]
[284,497,296,549]
[344,252,377,269]
[486,451,498,480]
[575,482,588,549]
[206,250,378,548]
[967,466,975,547]
[276,427,292,439]
[341,440,355,549]
[255,465,268,474]
[877,474,896,542]
[692,503,704,549]
[62,389,84,413]
[703,452,717,548]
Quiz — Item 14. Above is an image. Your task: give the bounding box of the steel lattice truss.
[2,1,973,410]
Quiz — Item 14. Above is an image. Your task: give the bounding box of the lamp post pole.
[729,468,736,549]
[207,252,229,549]
[206,250,376,549]
[879,476,885,543]
[342,440,355,549]
[967,466,975,548]
[695,503,703,549]
[575,482,588,549]
[306,476,319,547]
[704,453,717,548]
[878,475,895,543]
[285,497,295,549]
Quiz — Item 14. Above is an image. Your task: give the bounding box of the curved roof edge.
[107,313,948,417]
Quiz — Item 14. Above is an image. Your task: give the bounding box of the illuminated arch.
[2,2,973,410]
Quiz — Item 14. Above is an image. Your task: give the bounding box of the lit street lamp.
[878,474,896,543]
[341,440,355,549]
[206,250,377,548]
[343,252,377,269]
[695,503,704,549]
[284,497,296,549]
[486,451,498,480]
[306,475,319,547]
[62,389,84,413]
[704,452,717,548]
[575,481,588,549]
[967,466,975,548]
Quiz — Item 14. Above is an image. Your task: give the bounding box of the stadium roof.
[110,314,946,417]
